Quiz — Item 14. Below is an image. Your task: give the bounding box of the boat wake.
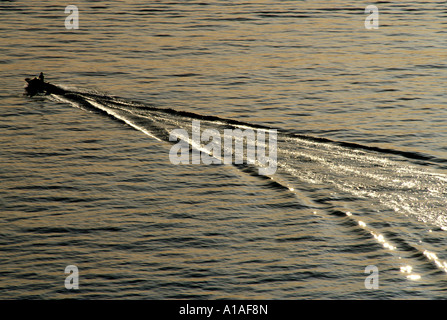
[31,80,447,281]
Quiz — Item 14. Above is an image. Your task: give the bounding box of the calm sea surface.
[2,0,447,299]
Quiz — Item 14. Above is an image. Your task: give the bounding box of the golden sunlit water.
[2,0,447,299]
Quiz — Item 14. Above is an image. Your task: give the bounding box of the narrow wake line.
[87,99,164,142]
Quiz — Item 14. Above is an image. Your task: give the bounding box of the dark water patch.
[22,226,123,235]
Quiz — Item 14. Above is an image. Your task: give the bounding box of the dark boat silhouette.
[24,72,66,97]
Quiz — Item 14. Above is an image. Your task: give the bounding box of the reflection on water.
[1,0,447,299]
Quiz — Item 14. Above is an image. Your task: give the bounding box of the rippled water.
[2,0,447,299]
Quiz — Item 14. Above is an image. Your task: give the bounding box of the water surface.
[1,0,447,299]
